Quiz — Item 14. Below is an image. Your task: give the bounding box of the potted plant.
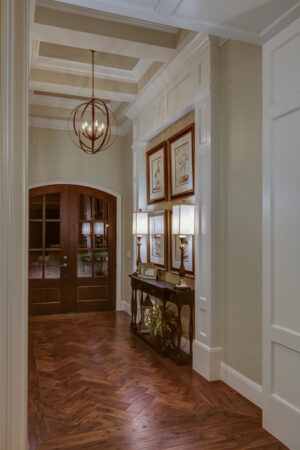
[147,303,177,354]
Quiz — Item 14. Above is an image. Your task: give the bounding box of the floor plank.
[28,312,286,449]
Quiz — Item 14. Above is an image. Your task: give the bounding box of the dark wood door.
[29,185,116,315]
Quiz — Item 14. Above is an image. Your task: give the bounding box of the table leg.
[177,305,182,357]
[139,291,144,331]
[130,287,137,332]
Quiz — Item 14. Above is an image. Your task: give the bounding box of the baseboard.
[122,301,131,316]
[193,339,222,381]
[220,362,262,408]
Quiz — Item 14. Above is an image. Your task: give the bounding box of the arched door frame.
[29,180,122,312]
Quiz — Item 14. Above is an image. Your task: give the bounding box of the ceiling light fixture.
[68,50,117,154]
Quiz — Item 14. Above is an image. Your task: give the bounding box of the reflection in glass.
[94,198,104,219]
[94,250,108,277]
[94,222,106,248]
[77,250,92,277]
[29,222,43,248]
[45,194,60,219]
[29,251,43,279]
[29,195,43,219]
[80,195,93,220]
[80,222,92,248]
[45,251,61,279]
[45,222,60,249]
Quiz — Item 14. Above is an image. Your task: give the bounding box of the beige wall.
[29,127,133,305]
[220,40,262,384]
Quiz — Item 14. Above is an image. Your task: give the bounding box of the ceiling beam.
[32,6,177,61]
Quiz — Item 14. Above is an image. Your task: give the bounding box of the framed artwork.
[169,124,195,200]
[146,142,167,204]
[147,211,168,269]
[138,263,157,280]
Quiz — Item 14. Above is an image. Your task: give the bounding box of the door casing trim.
[29,180,122,312]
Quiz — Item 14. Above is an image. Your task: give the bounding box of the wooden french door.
[28,185,116,315]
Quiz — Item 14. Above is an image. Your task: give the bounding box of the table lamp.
[172,204,195,289]
[132,209,148,271]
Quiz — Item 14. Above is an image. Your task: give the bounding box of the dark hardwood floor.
[28,312,286,449]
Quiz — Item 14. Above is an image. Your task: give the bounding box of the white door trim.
[29,180,122,312]
[0,0,29,448]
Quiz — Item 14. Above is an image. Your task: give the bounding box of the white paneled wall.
[130,36,222,381]
[263,17,300,450]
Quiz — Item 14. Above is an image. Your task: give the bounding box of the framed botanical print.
[169,124,195,199]
[146,142,167,204]
[147,210,168,269]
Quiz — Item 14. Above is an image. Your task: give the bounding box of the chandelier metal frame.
[68,50,117,155]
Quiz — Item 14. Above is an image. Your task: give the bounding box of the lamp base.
[175,277,190,290]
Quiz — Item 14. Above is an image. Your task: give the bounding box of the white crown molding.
[220,362,263,408]
[124,32,208,121]
[30,92,122,114]
[52,0,300,45]
[30,53,154,83]
[37,0,179,33]
[29,115,131,136]
[259,1,300,42]
[29,80,137,103]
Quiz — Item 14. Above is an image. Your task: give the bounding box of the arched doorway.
[28,184,116,315]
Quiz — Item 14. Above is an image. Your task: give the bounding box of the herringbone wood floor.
[28,312,286,449]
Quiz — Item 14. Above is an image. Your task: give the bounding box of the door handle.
[61,263,68,268]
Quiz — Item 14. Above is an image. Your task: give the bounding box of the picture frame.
[168,124,195,200]
[147,210,168,269]
[146,141,168,204]
[138,263,158,280]
[169,210,194,276]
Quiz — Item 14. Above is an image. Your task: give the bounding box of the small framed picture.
[147,211,168,269]
[138,263,157,280]
[146,142,167,204]
[169,124,195,200]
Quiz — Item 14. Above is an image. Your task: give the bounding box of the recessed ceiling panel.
[39,42,139,70]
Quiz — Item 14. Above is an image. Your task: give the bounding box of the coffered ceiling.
[30,0,300,134]
[30,0,192,134]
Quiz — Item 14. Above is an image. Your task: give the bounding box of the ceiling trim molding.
[51,0,300,45]
[32,22,175,62]
[259,1,300,41]
[31,54,153,83]
[37,0,179,33]
[29,115,132,136]
[29,80,137,102]
[124,32,208,120]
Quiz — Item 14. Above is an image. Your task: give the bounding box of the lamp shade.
[94,222,104,235]
[150,215,164,236]
[172,204,195,236]
[82,222,91,236]
[132,211,148,235]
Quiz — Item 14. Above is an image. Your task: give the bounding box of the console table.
[129,274,195,365]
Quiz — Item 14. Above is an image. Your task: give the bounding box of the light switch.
[127,250,131,258]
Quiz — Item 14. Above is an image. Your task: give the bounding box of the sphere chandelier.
[68,50,117,154]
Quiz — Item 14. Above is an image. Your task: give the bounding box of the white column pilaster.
[193,37,222,381]
[0,0,29,448]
